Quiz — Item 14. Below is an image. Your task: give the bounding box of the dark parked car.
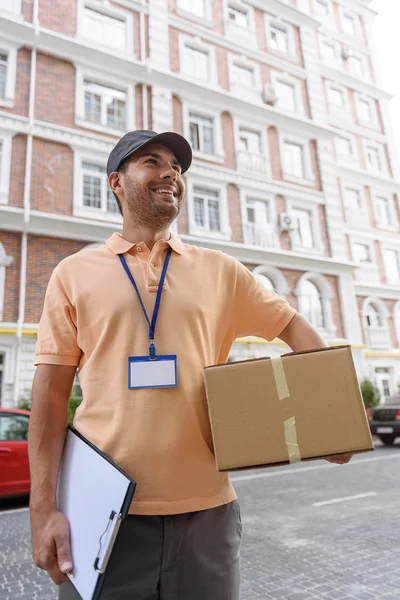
[367,396,400,446]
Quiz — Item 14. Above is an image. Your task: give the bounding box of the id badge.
[128,355,178,389]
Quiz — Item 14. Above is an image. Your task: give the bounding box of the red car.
[0,407,30,498]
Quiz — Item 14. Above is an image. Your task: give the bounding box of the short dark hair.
[111,160,129,217]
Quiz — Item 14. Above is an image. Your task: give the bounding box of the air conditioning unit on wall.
[341,46,351,60]
[279,212,296,231]
[262,84,278,106]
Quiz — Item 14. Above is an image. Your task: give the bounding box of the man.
[29,130,352,600]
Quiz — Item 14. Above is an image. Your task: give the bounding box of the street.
[1,440,399,600]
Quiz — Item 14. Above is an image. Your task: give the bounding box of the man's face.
[117,143,186,229]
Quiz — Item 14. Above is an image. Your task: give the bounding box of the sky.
[370,0,400,160]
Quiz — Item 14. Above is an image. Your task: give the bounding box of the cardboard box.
[204,346,374,471]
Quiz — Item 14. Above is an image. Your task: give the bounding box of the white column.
[300,27,349,261]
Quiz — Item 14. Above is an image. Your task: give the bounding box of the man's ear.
[108,171,122,194]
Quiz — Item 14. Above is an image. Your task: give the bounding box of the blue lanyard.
[118,247,172,360]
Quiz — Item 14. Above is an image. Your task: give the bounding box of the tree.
[18,386,83,425]
[360,378,380,409]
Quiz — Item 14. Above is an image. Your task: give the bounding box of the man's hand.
[325,453,354,465]
[31,508,73,585]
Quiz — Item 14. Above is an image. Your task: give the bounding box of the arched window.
[252,266,288,297]
[299,280,325,328]
[362,298,390,350]
[295,273,336,334]
[364,302,382,328]
[256,274,275,292]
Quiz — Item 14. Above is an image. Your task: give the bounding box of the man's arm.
[277,312,353,465]
[28,364,76,584]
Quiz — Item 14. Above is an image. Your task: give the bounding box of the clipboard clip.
[94,510,122,574]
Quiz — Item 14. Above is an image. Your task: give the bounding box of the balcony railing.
[365,327,392,350]
[230,82,260,103]
[225,21,256,46]
[243,222,276,248]
[238,151,267,175]
[354,262,380,283]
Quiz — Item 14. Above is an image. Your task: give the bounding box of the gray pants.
[59,500,242,600]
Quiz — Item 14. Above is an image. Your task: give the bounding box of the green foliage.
[360,378,380,409]
[17,386,83,425]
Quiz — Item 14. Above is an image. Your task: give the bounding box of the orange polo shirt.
[35,233,296,515]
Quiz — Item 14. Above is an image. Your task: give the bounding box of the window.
[0,52,7,99]
[256,274,275,292]
[349,56,364,78]
[82,162,119,214]
[193,187,221,231]
[228,4,249,29]
[344,188,361,210]
[268,23,290,54]
[178,0,206,18]
[0,413,29,441]
[284,142,304,179]
[229,59,260,101]
[237,128,267,174]
[334,135,356,164]
[292,208,314,248]
[342,12,356,35]
[182,44,211,82]
[299,280,325,328]
[0,135,12,203]
[316,0,330,16]
[232,62,255,89]
[365,303,382,327]
[0,353,3,403]
[84,80,126,131]
[321,40,336,61]
[358,98,372,123]
[82,5,130,52]
[366,145,383,173]
[353,242,371,263]
[384,249,400,282]
[329,87,345,107]
[276,80,296,111]
[375,195,391,226]
[244,199,273,247]
[189,113,215,155]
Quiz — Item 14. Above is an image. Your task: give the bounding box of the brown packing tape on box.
[271,356,301,464]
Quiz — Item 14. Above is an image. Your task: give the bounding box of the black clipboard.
[57,426,136,600]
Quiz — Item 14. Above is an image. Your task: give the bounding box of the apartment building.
[1,0,400,406]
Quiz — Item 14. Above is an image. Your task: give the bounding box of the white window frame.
[347,50,368,81]
[333,133,358,167]
[350,236,379,282]
[295,272,336,336]
[75,66,134,136]
[355,93,379,128]
[325,80,350,119]
[394,302,400,347]
[0,41,18,109]
[182,102,224,162]
[279,133,315,185]
[223,0,256,46]
[233,118,270,178]
[0,243,13,322]
[73,150,122,223]
[286,198,324,254]
[77,0,134,54]
[313,0,334,21]
[227,53,261,102]
[179,35,218,86]
[319,35,341,69]
[252,265,288,297]
[339,6,361,39]
[0,132,12,205]
[382,245,400,284]
[177,0,213,26]
[372,190,398,231]
[271,71,303,115]
[363,140,387,176]
[265,15,296,58]
[186,176,230,240]
[0,0,22,17]
[239,187,278,248]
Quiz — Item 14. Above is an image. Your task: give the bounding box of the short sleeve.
[35,270,81,367]
[233,260,296,341]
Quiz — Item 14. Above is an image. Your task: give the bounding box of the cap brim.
[140,132,192,174]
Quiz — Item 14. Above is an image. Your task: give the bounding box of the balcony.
[365,327,392,350]
[230,82,260,103]
[225,21,256,47]
[243,222,276,248]
[354,262,380,283]
[237,151,268,175]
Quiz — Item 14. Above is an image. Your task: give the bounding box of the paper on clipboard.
[57,427,136,600]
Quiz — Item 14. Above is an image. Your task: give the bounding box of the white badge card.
[128,355,178,389]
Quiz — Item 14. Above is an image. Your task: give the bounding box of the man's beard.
[124,177,182,231]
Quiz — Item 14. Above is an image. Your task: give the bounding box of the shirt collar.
[105,232,184,256]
